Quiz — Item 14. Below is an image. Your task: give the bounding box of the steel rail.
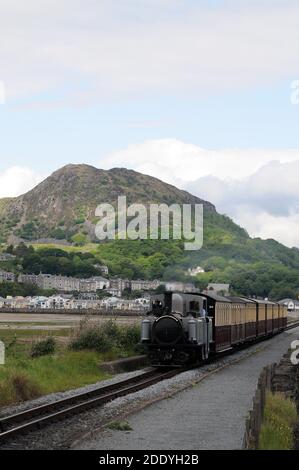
[0,368,182,442]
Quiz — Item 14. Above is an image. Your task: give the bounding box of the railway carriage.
[278,303,288,330]
[272,302,283,333]
[244,298,257,340]
[201,293,232,352]
[230,297,246,345]
[266,300,274,334]
[228,297,255,343]
[254,299,267,337]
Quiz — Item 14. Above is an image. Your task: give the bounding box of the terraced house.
[18,273,110,293]
[0,270,15,283]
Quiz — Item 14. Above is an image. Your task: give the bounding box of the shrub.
[102,319,121,341]
[118,324,140,351]
[31,337,56,358]
[0,372,41,406]
[71,233,87,246]
[70,328,114,353]
[11,373,42,401]
[69,320,141,355]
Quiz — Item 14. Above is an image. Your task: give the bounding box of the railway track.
[1,320,298,445]
[0,368,183,443]
[284,320,299,331]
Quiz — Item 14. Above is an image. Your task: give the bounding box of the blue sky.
[1,81,298,174]
[1,0,299,246]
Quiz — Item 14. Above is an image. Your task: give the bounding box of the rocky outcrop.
[0,164,216,242]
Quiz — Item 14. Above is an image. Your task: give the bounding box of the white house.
[69,298,101,310]
[29,296,51,309]
[100,296,120,309]
[135,298,150,308]
[49,295,72,309]
[187,266,205,277]
[278,298,299,312]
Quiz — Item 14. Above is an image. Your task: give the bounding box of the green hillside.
[0,164,299,300]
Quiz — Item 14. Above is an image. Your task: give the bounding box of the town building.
[135,297,150,308]
[4,296,30,309]
[278,298,299,312]
[0,270,16,282]
[29,296,51,309]
[18,273,80,291]
[186,266,205,277]
[0,253,16,261]
[93,264,109,275]
[18,273,110,293]
[206,283,230,296]
[108,278,131,297]
[108,278,160,296]
[131,279,161,291]
[106,287,121,297]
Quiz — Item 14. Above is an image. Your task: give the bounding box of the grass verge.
[0,319,142,408]
[259,392,298,450]
[0,350,110,407]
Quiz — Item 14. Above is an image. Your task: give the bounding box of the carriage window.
[172,294,184,314]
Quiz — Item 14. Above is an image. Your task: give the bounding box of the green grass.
[0,349,110,407]
[31,242,99,253]
[107,421,133,431]
[0,320,142,408]
[259,392,298,450]
[0,327,111,407]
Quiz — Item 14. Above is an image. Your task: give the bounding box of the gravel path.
[76,326,299,451]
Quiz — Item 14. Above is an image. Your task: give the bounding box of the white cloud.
[0,166,45,198]
[233,209,299,249]
[188,161,299,248]
[1,1,299,102]
[102,138,299,183]
[102,139,299,247]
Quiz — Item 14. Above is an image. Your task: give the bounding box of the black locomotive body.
[140,291,287,367]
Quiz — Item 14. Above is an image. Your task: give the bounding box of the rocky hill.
[0,164,216,244]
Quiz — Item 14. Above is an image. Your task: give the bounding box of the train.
[140,291,288,366]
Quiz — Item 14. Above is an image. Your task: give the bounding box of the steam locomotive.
[140,291,288,366]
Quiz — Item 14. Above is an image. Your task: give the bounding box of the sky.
[0,0,299,247]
